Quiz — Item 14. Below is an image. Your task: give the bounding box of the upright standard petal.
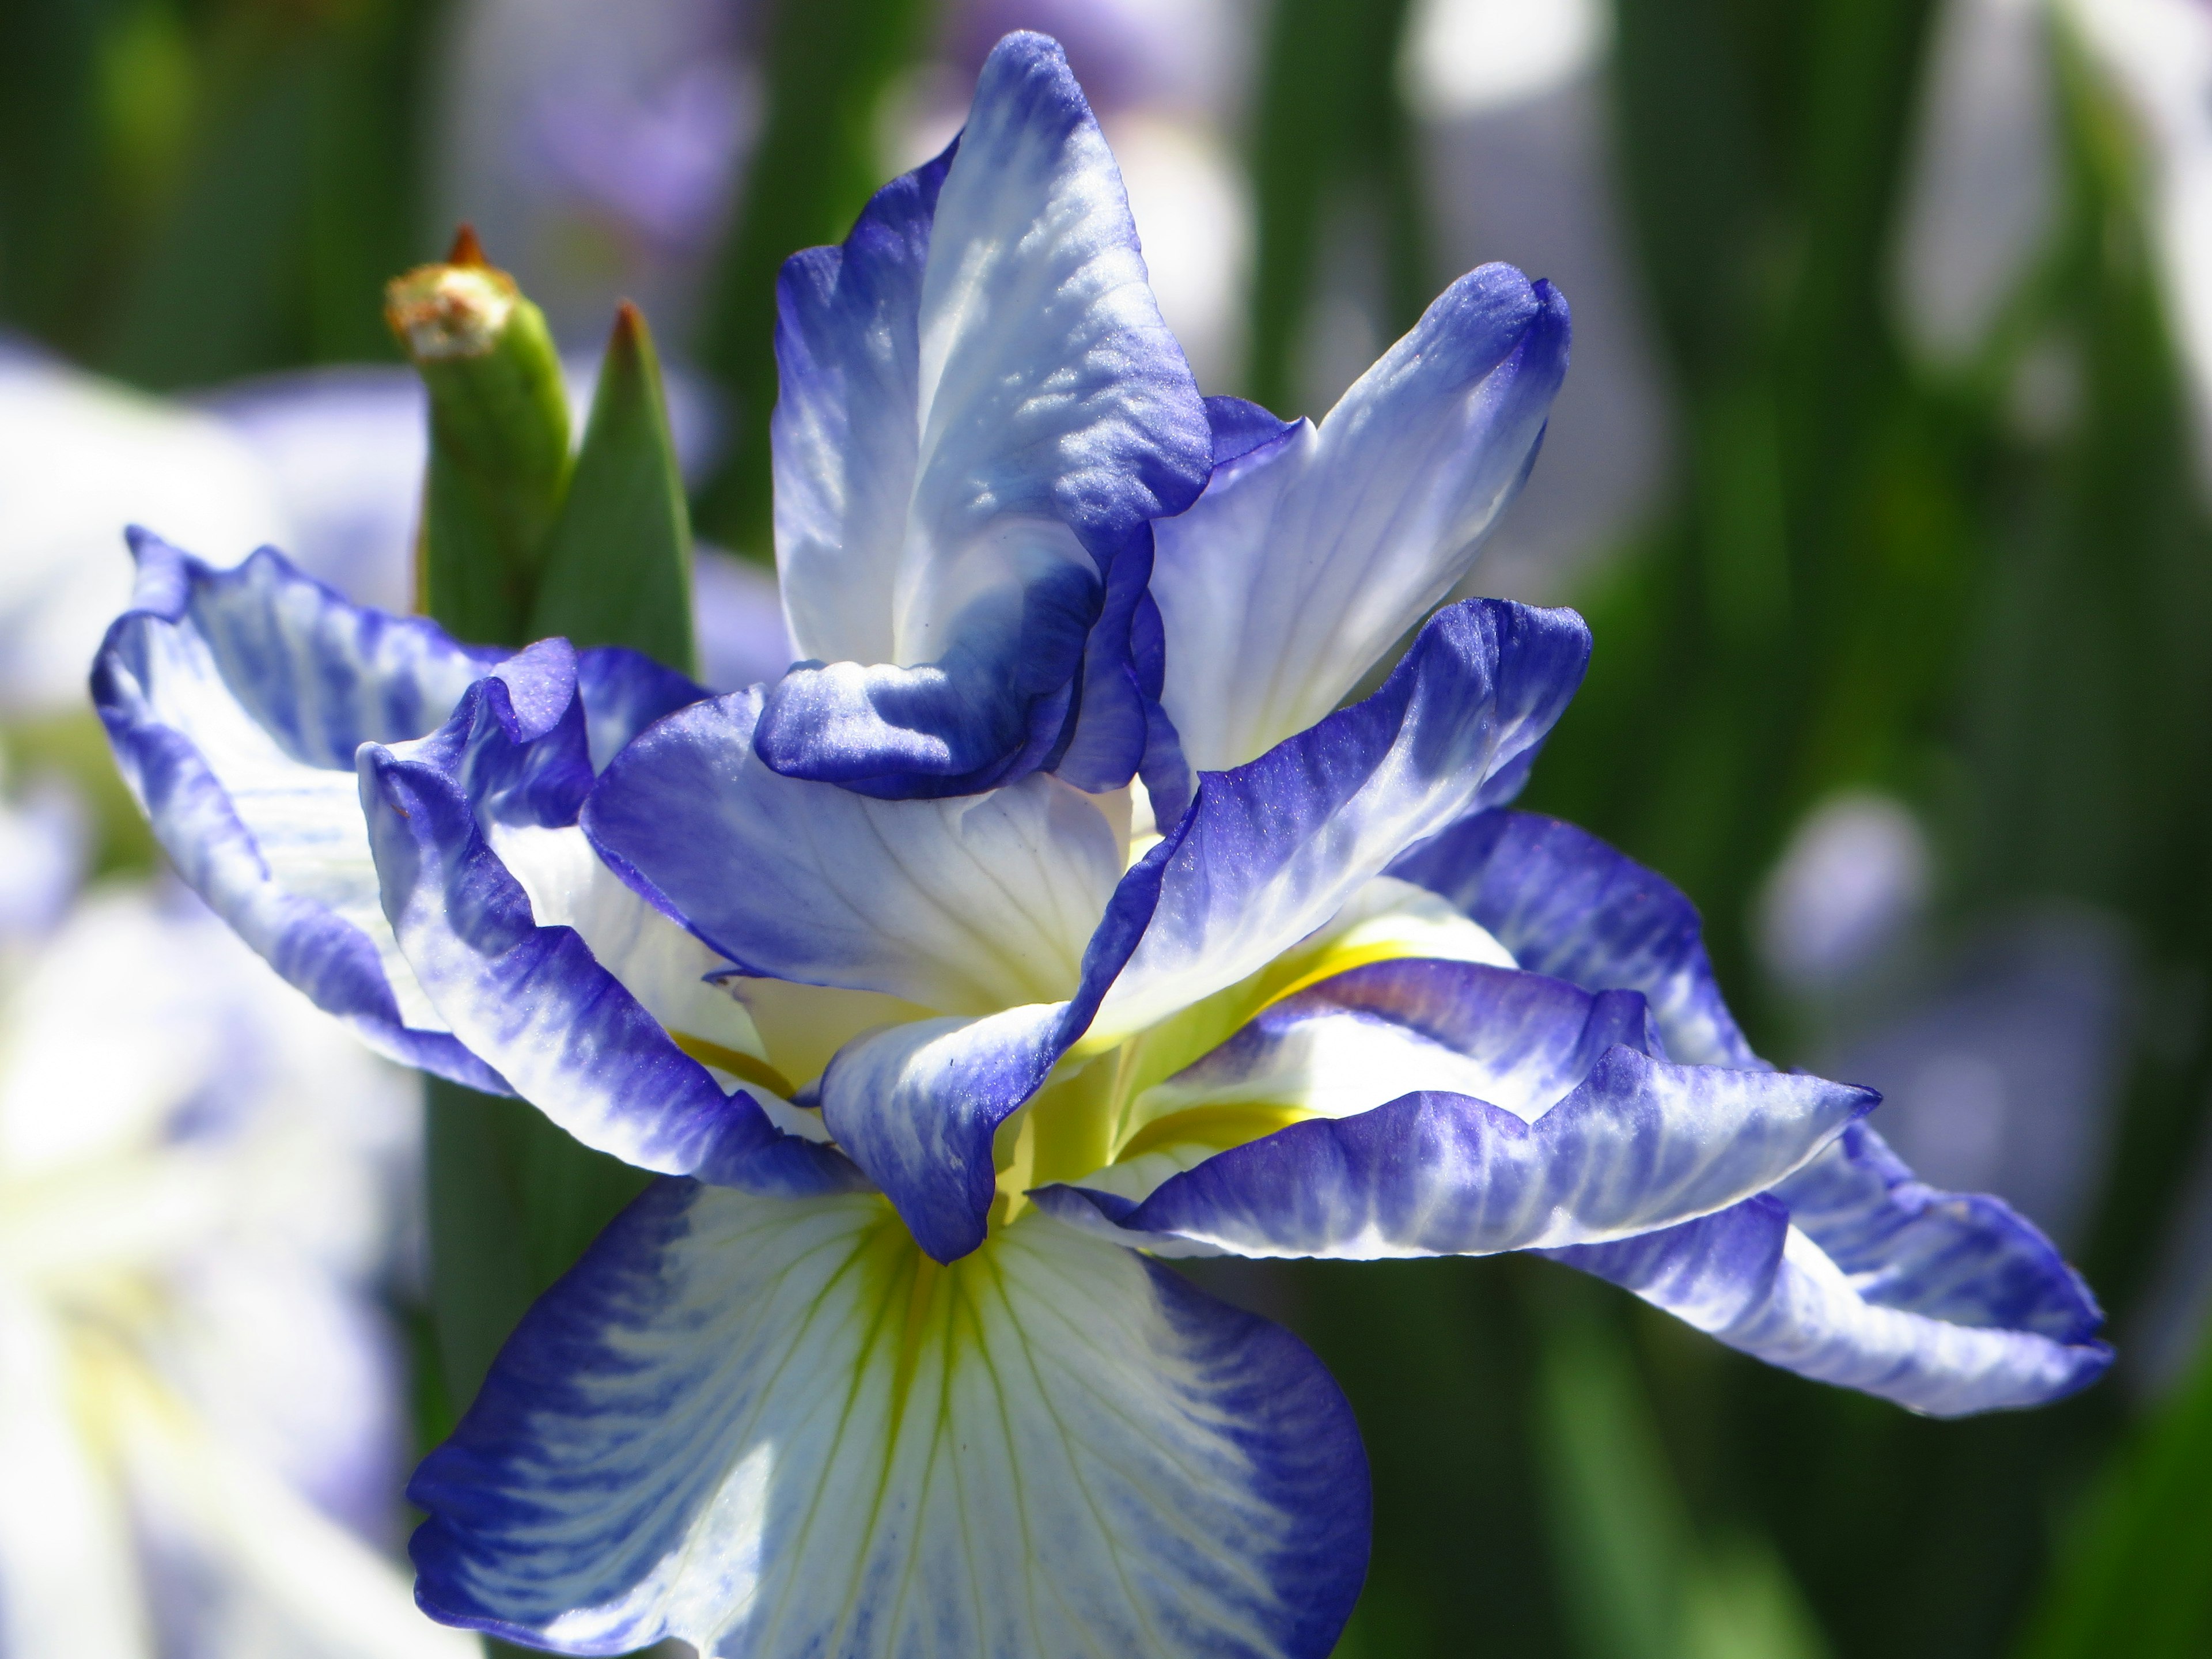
[1092,599,1592,1043]
[360,648,857,1195]
[411,1183,1369,1659]
[1150,267,1570,775]
[92,533,506,1090]
[1545,1195,2112,1416]
[761,31,1209,798]
[585,688,1162,1259]
[1039,959,1872,1260]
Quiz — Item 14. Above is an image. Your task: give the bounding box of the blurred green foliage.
[0,0,438,380]
[6,0,2212,1654]
[691,0,933,552]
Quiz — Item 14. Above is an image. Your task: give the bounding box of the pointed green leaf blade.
[529,301,697,672]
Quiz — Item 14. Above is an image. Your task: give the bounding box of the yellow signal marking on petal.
[1257,941,1433,1010]
[1115,1101,1317,1164]
[892,1248,945,1424]
[991,1110,1039,1228]
[669,1031,797,1099]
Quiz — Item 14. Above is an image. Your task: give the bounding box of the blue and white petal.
[1150,268,1570,775]
[584,690,1166,1258]
[573,645,709,772]
[92,532,506,1090]
[359,652,858,1196]
[1037,960,1871,1260]
[410,1183,1368,1659]
[1544,1192,2112,1416]
[588,690,1125,1012]
[1115,959,1663,1135]
[1389,808,1759,1067]
[1768,1122,2104,1344]
[761,31,1210,798]
[1092,599,1591,1043]
[1388,815,2111,1410]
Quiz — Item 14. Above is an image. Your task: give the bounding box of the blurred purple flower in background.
[435,0,760,344]
[1757,793,2132,1258]
[1756,791,1934,998]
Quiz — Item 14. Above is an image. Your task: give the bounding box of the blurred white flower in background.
[195,369,431,618]
[2067,0,2212,483]
[0,762,82,945]
[1402,0,1670,603]
[0,785,465,1658]
[1892,0,2060,365]
[0,348,290,718]
[1893,0,2212,457]
[0,346,793,716]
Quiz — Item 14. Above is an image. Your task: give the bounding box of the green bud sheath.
[386,233,571,647]
[388,236,661,1464]
[530,302,698,675]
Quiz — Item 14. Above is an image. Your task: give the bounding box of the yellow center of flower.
[669,1031,799,1101]
[987,884,1514,1225]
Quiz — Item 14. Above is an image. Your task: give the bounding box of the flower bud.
[385,226,571,646]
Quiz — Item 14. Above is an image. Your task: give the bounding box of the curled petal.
[1390,808,1759,1067]
[763,32,1209,798]
[359,654,857,1195]
[1093,599,1591,1043]
[1389,817,2110,1410]
[411,1182,1368,1658]
[1152,267,1570,775]
[1544,1195,2111,1416]
[1041,960,1870,1260]
[1770,1123,2104,1343]
[813,1006,1066,1262]
[572,646,710,772]
[1040,1053,1868,1260]
[92,533,506,1090]
[586,687,1175,1259]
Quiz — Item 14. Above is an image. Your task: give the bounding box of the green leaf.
[691,0,931,555]
[424,1078,653,1412]
[386,231,571,647]
[1243,0,1425,415]
[1533,1293,1827,1659]
[1535,1305,1688,1659]
[529,301,696,673]
[2013,1332,2212,1659]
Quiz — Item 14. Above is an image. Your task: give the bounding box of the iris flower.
[93,33,2109,1657]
